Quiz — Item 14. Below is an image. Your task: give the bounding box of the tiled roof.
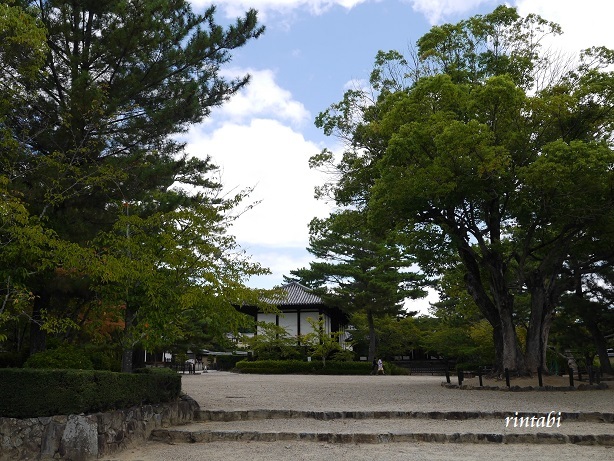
[268,282,323,306]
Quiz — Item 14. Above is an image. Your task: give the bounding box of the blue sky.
[185,0,614,314]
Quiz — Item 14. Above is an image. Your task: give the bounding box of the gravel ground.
[182,371,614,414]
[102,372,614,461]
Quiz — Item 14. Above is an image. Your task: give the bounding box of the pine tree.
[2,0,264,356]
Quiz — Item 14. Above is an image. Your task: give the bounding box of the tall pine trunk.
[367,310,377,362]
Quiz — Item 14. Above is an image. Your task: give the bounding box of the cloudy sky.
[185,0,614,314]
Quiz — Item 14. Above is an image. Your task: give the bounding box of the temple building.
[239,282,349,345]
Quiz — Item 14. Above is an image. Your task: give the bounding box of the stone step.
[150,412,614,446]
[195,409,614,423]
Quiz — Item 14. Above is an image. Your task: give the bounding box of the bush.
[214,354,246,371]
[383,361,410,376]
[0,368,181,418]
[331,350,354,362]
[84,344,122,371]
[23,345,94,370]
[235,359,372,375]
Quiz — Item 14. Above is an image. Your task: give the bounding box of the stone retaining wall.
[0,395,199,461]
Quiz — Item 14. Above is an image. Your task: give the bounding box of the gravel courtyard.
[106,372,614,461]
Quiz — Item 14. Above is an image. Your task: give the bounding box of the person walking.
[371,358,378,375]
[377,358,385,375]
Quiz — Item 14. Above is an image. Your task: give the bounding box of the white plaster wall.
[257,313,277,333]
[299,311,322,336]
[278,312,298,336]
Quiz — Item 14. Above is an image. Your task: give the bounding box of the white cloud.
[408,0,494,24]
[218,68,310,126]
[184,66,333,287]
[186,118,332,287]
[514,0,614,54]
[187,118,330,247]
[192,0,371,18]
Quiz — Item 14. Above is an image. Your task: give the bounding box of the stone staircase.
[149,409,614,446]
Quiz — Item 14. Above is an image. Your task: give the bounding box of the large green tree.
[93,192,269,372]
[1,0,265,355]
[314,6,614,374]
[0,1,65,343]
[289,209,425,361]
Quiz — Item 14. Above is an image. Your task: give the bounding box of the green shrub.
[214,355,246,370]
[235,359,372,375]
[84,344,122,371]
[0,368,181,418]
[383,361,410,376]
[23,345,94,370]
[331,350,354,362]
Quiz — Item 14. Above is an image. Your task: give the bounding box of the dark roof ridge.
[274,281,323,306]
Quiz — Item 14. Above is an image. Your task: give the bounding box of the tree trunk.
[584,316,613,374]
[367,310,377,362]
[462,261,523,374]
[525,282,555,374]
[499,304,526,373]
[121,303,136,373]
[29,290,49,355]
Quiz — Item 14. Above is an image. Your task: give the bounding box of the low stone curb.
[196,409,614,423]
[442,382,609,392]
[149,429,614,446]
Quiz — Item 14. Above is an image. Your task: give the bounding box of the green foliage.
[0,2,47,79]
[418,318,495,366]
[313,5,614,374]
[235,359,372,375]
[416,5,561,88]
[382,361,411,376]
[330,349,354,362]
[349,312,421,360]
[83,344,122,372]
[214,355,247,371]
[243,323,302,361]
[0,177,93,342]
[289,210,426,360]
[0,0,266,369]
[302,315,343,366]
[0,368,181,418]
[92,197,269,360]
[23,345,94,370]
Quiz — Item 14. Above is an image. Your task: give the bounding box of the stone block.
[60,415,99,461]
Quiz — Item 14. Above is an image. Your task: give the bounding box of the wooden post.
[478,368,483,387]
[505,368,510,388]
[588,366,593,385]
[537,366,543,387]
[569,368,574,387]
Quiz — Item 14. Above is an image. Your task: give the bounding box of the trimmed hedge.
[214,355,246,371]
[235,360,411,375]
[0,367,181,418]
